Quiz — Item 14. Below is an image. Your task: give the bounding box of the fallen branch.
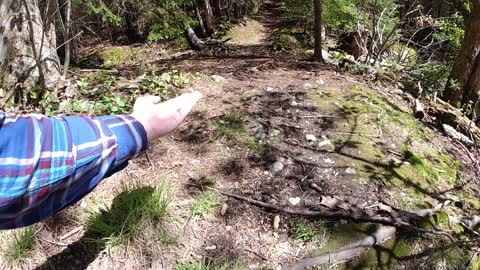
[192,185,452,238]
[288,226,396,270]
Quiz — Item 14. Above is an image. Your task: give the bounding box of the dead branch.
[287,226,397,270]
[193,185,453,238]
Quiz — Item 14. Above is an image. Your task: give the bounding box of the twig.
[59,226,82,240]
[38,237,69,246]
[298,115,338,119]
[191,185,452,238]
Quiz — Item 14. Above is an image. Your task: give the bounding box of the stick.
[287,226,397,270]
[191,185,452,237]
[59,226,82,240]
[414,99,425,119]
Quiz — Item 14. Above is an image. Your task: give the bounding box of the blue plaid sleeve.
[0,112,148,229]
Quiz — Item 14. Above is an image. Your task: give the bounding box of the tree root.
[197,185,452,238]
[287,226,397,270]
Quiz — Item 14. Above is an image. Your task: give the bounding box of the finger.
[157,91,202,111]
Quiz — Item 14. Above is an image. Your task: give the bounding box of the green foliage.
[146,0,197,42]
[191,191,221,217]
[434,13,465,52]
[84,181,174,250]
[1,226,37,263]
[294,220,329,241]
[214,111,246,140]
[85,0,122,26]
[175,259,244,270]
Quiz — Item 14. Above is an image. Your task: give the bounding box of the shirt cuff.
[96,115,148,166]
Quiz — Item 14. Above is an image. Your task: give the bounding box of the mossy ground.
[307,83,479,268]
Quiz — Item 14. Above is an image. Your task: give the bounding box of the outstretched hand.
[130,91,203,141]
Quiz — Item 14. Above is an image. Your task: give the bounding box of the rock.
[273,215,281,231]
[306,134,317,142]
[220,203,228,216]
[290,100,299,107]
[160,72,171,82]
[267,87,274,91]
[380,157,407,166]
[226,225,232,230]
[316,79,325,85]
[243,90,261,99]
[204,245,217,250]
[288,197,301,206]
[211,75,226,83]
[269,129,281,137]
[324,158,335,164]
[272,161,284,173]
[318,139,335,152]
[443,124,474,146]
[187,159,201,166]
[303,83,314,90]
[251,123,266,139]
[345,167,356,175]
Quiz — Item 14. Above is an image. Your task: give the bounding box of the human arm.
[0,91,202,229]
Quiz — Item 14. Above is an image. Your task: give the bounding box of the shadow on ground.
[36,187,156,270]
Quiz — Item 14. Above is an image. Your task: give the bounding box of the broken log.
[414,98,425,119]
[185,24,205,51]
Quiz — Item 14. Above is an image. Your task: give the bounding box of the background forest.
[1,0,480,269]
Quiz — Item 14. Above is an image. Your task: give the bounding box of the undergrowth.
[1,225,37,264]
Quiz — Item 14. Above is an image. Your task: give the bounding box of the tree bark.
[313,0,323,61]
[444,0,480,106]
[193,0,207,37]
[0,0,62,105]
[203,0,215,34]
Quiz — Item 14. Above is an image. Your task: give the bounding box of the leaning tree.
[444,0,480,106]
[0,0,63,106]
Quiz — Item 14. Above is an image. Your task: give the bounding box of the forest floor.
[3,1,480,270]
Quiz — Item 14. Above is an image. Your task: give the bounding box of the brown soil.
[6,1,480,270]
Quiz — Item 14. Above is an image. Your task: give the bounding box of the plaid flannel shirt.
[0,112,148,229]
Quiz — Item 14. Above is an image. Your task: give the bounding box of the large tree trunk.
[313,0,323,61]
[444,1,480,106]
[203,0,215,34]
[0,0,62,105]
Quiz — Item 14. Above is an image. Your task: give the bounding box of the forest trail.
[28,2,480,270]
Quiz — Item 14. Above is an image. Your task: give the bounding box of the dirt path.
[12,1,480,270]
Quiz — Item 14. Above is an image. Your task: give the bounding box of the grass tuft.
[294,219,330,241]
[191,191,221,217]
[215,111,245,140]
[175,259,244,270]
[84,180,174,250]
[1,225,37,263]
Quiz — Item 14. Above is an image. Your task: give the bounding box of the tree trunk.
[193,0,207,37]
[0,0,62,105]
[313,0,323,61]
[203,0,215,34]
[444,1,480,106]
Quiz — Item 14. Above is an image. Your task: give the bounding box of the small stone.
[272,161,284,173]
[273,215,281,231]
[290,100,299,107]
[160,72,171,82]
[306,134,317,142]
[251,123,266,139]
[318,139,335,152]
[345,167,356,175]
[316,79,325,85]
[267,87,274,91]
[270,129,281,137]
[211,75,226,83]
[187,159,201,166]
[205,245,217,251]
[324,158,335,164]
[220,203,228,216]
[243,90,261,98]
[303,83,314,90]
[288,197,301,206]
[226,225,232,230]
